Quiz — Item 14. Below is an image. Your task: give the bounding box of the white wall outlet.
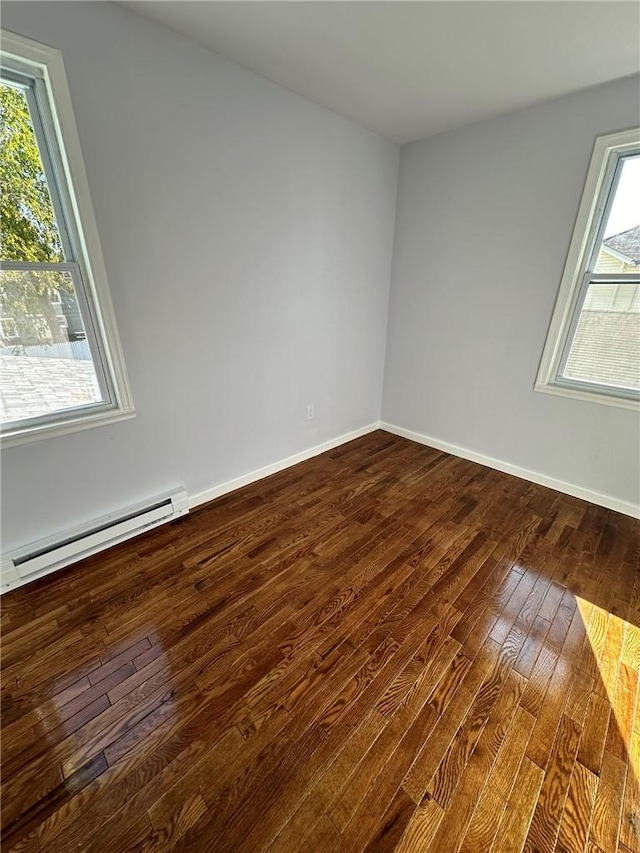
[306,404,314,420]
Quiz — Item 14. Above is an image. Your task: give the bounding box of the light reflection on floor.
[577,596,639,783]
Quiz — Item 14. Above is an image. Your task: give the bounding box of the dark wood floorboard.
[1,430,638,853]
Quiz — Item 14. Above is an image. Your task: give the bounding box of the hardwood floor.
[1,430,638,853]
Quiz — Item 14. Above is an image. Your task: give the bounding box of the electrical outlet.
[306,404,314,420]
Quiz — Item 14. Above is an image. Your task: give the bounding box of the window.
[1,31,134,446]
[536,129,640,409]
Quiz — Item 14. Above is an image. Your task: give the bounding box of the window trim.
[1,30,135,448]
[534,127,640,411]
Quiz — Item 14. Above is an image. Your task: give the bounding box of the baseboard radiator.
[1,489,189,593]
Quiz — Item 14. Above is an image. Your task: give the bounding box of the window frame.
[535,127,640,410]
[1,30,134,447]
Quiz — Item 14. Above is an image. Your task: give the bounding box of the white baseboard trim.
[4,419,633,597]
[189,422,381,510]
[380,421,640,520]
[1,425,380,594]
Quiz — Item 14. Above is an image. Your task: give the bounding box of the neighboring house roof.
[602,225,640,265]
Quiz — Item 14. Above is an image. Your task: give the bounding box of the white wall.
[0,2,399,551]
[383,75,640,509]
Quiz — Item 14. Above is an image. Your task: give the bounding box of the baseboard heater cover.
[1,489,189,593]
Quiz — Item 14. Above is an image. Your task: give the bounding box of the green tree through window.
[1,82,72,344]
[1,83,63,261]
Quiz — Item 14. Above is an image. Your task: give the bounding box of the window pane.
[593,155,640,273]
[0,82,65,262]
[0,268,104,425]
[562,280,640,391]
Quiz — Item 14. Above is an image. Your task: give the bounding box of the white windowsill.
[534,381,640,411]
[1,405,136,448]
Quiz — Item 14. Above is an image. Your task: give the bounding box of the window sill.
[534,381,640,411]
[1,405,136,448]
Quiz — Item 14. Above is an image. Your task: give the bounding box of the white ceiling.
[121,2,640,144]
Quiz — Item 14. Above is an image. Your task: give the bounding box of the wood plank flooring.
[1,430,638,853]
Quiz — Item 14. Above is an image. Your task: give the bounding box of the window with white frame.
[0,31,134,446]
[536,128,640,408]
